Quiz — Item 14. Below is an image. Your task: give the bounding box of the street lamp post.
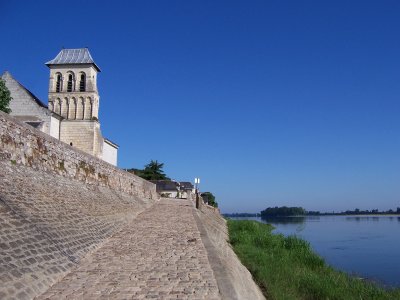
[194,178,200,209]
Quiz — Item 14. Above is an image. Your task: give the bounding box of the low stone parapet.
[0,111,157,200]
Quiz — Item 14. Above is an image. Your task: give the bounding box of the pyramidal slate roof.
[45,48,101,71]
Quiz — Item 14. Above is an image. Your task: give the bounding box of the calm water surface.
[231,215,400,288]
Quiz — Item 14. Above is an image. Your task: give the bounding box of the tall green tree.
[0,78,12,113]
[201,192,218,208]
[142,160,169,180]
[127,160,169,180]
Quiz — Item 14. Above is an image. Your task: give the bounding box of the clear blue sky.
[1,1,399,213]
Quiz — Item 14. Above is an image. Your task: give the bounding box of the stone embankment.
[0,111,157,200]
[0,112,264,299]
[194,202,265,300]
[0,161,156,299]
[0,111,158,299]
[38,198,221,299]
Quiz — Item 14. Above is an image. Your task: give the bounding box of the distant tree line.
[307,207,400,216]
[223,213,261,218]
[226,207,400,218]
[261,206,306,217]
[257,206,400,217]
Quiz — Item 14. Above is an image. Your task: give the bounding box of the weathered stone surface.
[193,201,266,300]
[0,111,157,200]
[38,199,221,300]
[0,160,157,299]
[0,112,264,299]
[0,112,157,299]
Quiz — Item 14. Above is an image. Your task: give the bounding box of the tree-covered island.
[225,206,400,217]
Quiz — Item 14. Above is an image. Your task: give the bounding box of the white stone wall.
[102,140,118,166]
[49,115,60,139]
[93,124,103,158]
[59,120,100,156]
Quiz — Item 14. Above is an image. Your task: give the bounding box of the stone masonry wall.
[0,161,156,300]
[59,120,101,157]
[0,111,157,200]
[0,111,158,299]
[193,200,266,300]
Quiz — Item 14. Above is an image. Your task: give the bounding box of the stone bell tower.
[46,48,103,157]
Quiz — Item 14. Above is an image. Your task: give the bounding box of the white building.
[1,48,118,166]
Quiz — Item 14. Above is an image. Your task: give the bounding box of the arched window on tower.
[67,74,74,92]
[56,74,62,92]
[79,73,86,92]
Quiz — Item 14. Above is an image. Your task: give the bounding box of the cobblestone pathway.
[37,199,221,300]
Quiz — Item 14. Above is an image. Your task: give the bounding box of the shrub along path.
[38,198,220,299]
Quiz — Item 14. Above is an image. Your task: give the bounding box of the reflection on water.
[345,216,381,222]
[231,215,400,288]
[261,216,307,224]
[345,216,400,222]
[261,216,308,233]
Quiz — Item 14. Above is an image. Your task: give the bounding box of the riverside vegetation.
[227,220,400,300]
[260,206,400,217]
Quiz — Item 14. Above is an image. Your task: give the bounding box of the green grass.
[227,220,400,300]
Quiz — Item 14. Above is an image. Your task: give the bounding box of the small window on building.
[67,74,73,92]
[70,142,73,146]
[56,74,62,92]
[79,73,86,92]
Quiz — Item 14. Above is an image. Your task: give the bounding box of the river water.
[230,215,400,288]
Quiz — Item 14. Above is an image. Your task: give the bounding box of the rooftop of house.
[179,182,194,190]
[45,48,101,72]
[104,138,119,149]
[149,180,179,192]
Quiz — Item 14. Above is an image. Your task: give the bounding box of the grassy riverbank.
[227,220,400,300]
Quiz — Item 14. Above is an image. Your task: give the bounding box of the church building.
[1,48,118,165]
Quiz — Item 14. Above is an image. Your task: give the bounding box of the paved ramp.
[38,199,221,299]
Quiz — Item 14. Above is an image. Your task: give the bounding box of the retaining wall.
[0,111,158,299]
[194,202,265,300]
[0,111,157,200]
